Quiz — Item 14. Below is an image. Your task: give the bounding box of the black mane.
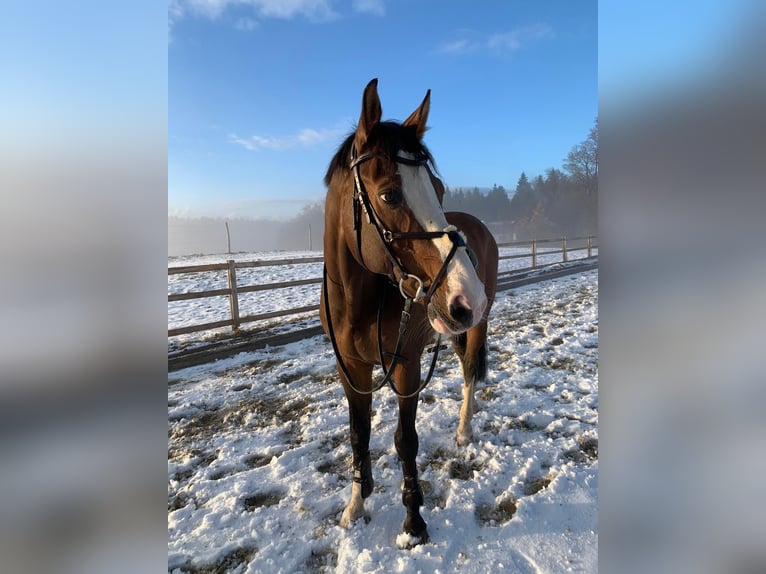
[324,121,437,187]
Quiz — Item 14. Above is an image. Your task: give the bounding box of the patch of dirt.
[543,355,580,372]
[316,456,349,479]
[420,393,437,405]
[229,358,283,378]
[207,466,234,481]
[564,434,599,463]
[476,497,517,526]
[243,452,279,469]
[479,385,500,402]
[168,446,204,464]
[242,490,286,511]
[446,459,483,480]
[168,491,196,512]
[183,546,258,574]
[580,434,598,458]
[169,393,315,450]
[170,451,217,483]
[522,474,553,496]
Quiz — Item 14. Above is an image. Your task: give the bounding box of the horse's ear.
[403,89,431,139]
[355,78,382,152]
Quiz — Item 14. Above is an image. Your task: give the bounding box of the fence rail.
[496,235,597,276]
[168,236,597,339]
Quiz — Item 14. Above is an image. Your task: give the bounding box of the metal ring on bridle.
[399,274,425,301]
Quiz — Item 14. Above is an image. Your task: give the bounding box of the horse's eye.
[379,189,403,205]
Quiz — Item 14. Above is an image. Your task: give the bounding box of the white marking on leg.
[339,481,366,527]
[456,378,475,446]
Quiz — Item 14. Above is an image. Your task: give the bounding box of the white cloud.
[229,124,348,151]
[436,23,554,56]
[487,23,553,51]
[171,0,338,24]
[253,0,337,21]
[436,38,475,55]
[352,0,385,17]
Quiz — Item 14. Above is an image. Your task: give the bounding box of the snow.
[168,265,598,573]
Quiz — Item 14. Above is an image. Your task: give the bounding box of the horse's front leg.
[339,360,374,528]
[394,368,429,545]
[454,324,488,446]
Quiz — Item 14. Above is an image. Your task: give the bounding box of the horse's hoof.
[396,527,429,549]
[399,513,428,548]
[339,507,369,528]
[339,493,367,528]
[456,428,473,446]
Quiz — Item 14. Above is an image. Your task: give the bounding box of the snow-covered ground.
[168,268,598,573]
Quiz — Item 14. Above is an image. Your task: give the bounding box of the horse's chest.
[345,305,431,365]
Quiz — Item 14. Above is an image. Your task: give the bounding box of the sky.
[168,0,597,220]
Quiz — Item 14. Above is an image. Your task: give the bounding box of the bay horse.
[320,79,498,546]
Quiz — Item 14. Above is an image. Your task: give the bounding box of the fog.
[169,200,327,257]
[169,217,289,256]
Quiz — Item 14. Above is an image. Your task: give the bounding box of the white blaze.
[397,153,486,325]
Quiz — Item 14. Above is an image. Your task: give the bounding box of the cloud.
[436,23,554,56]
[228,124,348,151]
[171,0,338,24]
[352,0,385,17]
[436,38,475,55]
[487,23,554,51]
[251,0,337,21]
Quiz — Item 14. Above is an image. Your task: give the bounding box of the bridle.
[322,145,478,399]
[348,146,476,304]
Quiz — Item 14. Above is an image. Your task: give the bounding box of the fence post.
[562,237,568,263]
[227,259,240,332]
[587,235,592,258]
[531,239,537,268]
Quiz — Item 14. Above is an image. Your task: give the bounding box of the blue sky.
[169,1,597,220]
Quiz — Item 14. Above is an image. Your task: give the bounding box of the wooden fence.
[168,236,597,338]
[495,235,597,283]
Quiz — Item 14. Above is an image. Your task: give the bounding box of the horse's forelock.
[323,122,438,188]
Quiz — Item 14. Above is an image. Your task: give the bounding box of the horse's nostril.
[448,295,473,326]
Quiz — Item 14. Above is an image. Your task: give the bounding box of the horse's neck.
[325,233,380,319]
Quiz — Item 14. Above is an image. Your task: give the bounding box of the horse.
[320,78,498,546]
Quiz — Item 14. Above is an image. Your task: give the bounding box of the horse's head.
[327,78,487,335]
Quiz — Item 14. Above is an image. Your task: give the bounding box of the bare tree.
[564,118,598,196]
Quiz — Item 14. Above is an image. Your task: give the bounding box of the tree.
[486,184,512,221]
[564,118,598,196]
[509,172,537,223]
[516,171,532,195]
